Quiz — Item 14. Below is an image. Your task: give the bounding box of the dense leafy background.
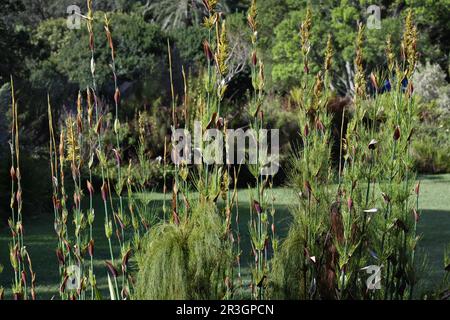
[0,0,449,222]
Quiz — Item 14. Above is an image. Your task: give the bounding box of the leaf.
[94,286,103,300]
[107,274,116,300]
[348,241,360,258]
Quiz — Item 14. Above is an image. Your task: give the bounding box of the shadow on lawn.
[415,209,450,293]
[418,174,450,182]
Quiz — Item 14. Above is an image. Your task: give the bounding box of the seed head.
[347,197,353,211]
[414,182,420,196]
[393,126,401,141]
[370,73,379,91]
[304,124,310,138]
[253,200,262,215]
[114,88,120,106]
[105,261,118,278]
[101,182,108,202]
[368,139,378,150]
[203,40,213,61]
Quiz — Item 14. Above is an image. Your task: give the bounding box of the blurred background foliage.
[0,0,449,222]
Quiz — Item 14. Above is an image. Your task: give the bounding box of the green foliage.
[270,11,423,300]
[0,1,31,82]
[406,0,450,71]
[412,62,450,111]
[170,25,208,67]
[268,1,447,93]
[134,201,232,299]
[413,104,450,173]
[30,12,166,91]
[411,62,450,173]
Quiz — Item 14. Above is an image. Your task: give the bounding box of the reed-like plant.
[8,78,36,300]
[270,7,336,299]
[270,8,423,300]
[134,0,236,299]
[4,0,448,302]
[245,0,278,300]
[46,2,128,300]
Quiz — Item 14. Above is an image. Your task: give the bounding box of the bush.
[408,62,450,173]
[30,12,167,93]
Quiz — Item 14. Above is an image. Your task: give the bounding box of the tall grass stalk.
[85,0,119,299]
[8,77,34,300]
[246,0,274,300]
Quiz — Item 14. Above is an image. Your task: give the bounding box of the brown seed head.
[253,200,262,215]
[393,126,401,141]
[105,261,118,278]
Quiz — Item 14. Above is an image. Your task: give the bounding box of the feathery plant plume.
[135,200,232,299]
[385,35,395,76]
[134,0,234,300]
[354,23,366,105]
[85,87,97,300]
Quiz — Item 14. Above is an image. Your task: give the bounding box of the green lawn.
[0,174,449,299]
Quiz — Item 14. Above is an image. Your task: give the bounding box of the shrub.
[412,62,450,112]
[134,201,232,299]
[406,62,450,173]
[412,103,450,173]
[30,12,167,92]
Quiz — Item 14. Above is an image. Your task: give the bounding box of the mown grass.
[0,174,449,299]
